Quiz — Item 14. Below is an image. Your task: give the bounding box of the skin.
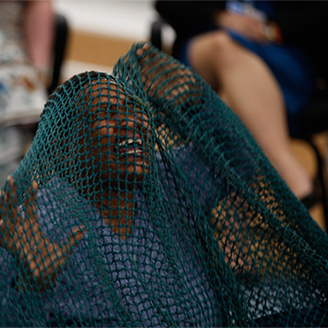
[23,0,55,87]
[0,178,83,293]
[215,10,280,44]
[74,79,151,235]
[136,44,197,107]
[186,11,313,200]
[0,76,151,292]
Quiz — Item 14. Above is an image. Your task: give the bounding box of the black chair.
[294,90,328,228]
[149,19,328,230]
[150,19,165,54]
[27,14,69,138]
[48,13,70,95]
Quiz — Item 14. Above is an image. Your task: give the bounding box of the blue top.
[0,145,225,327]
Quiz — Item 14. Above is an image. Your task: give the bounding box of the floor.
[291,133,328,231]
[54,1,328,232]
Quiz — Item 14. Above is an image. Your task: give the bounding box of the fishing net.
[0,42,328,327]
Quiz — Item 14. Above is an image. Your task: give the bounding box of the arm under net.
[114,43,328,259]
[114,43,328,326]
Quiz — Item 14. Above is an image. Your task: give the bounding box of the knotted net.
[0,43,328,327]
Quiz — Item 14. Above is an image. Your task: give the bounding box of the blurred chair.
[149,18,328,229]
[150,19,165,54]
[48,13,70,95]
[294,90,328,228]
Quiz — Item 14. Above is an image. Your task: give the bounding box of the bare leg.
[188,30,312,199]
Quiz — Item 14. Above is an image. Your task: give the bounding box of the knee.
[190,30,237,67]
[188,30,236,89]
[208,30,233,50]
[206,31,237,59]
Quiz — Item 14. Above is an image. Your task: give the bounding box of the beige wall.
[66,30,136,68]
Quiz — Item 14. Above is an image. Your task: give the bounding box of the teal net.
[1,43,328,327]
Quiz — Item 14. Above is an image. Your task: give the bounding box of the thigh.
[184,30,256,92]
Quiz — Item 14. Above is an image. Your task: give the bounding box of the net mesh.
[0,43,328,327]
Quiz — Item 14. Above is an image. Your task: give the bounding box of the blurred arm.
[23,1,55,86]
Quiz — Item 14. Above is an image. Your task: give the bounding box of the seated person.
[155,0,328,207]
[0,0,54,125]
[0,0,55,185]
[0,43,327,327]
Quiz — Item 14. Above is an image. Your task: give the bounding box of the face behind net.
[0,44,328,327]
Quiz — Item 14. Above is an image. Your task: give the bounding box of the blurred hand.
[0,176,84,293]
[215,11,271,43]
[135,43,197,102]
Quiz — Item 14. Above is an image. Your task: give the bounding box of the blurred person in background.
[0,0,55,185]
[155,0,328,209]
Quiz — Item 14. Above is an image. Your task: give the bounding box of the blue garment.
[0,145,224,327]
[180,0,317,134]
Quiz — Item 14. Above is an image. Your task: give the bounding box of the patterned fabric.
[0,1,47,126]
[0,1,47,189]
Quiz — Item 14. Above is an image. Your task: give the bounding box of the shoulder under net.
[0,43,328,327]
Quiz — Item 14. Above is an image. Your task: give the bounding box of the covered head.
[15,71,155,205]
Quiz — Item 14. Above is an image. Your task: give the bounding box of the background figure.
[155,0,328,208]
[0,0,55,185]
